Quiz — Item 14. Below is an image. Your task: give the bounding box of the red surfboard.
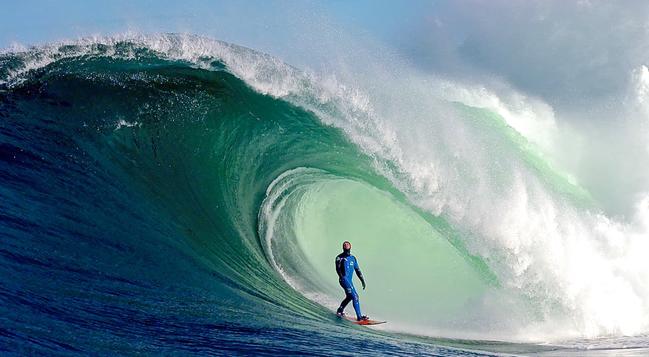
[342,315,386,326]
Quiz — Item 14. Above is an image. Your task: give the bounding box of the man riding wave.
[335,241,369,321]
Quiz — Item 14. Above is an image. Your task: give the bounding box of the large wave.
[2,34,649,351]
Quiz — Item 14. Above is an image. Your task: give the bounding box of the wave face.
[2,34,649,354]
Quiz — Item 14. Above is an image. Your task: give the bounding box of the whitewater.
[2,32,649,356]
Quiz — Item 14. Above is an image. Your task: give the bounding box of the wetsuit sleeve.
[335,256,346,278]
[353,257,365,286]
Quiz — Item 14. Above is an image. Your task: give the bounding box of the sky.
[1,0,437,80]
[1,1,425,49]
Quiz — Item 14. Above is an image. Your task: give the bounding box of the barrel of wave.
[261,168,493,336]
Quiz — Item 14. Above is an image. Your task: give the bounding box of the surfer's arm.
[335,256,345,278]
[353,257,366,289]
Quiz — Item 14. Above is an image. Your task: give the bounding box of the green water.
[297,178,489,324]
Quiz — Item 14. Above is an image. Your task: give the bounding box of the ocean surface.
[2,34,649,356]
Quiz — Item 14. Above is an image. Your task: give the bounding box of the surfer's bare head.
[342,241,351,252]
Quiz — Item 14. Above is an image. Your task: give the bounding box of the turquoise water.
[1,34,648,356]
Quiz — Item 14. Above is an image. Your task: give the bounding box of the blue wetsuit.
[335,251,365,320]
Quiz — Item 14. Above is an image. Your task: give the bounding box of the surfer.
[335,241,369,321]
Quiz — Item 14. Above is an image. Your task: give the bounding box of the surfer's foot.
[336,311,345,317]
[357,315,369,321]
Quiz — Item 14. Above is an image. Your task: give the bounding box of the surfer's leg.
[337,281,353,314]
[350,285,362,320]
[337,295,352,314]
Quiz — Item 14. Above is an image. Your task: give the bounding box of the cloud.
[401,1,649,107]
